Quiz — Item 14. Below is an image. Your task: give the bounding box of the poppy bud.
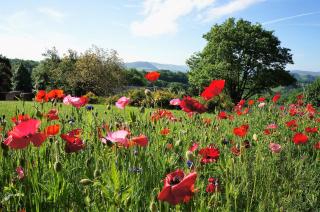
[94,169,100,178]
[54,161,62,172]
[36,110,43,118]
[185,150,194,161]
[79,179,93,185]
[84,196,91,206]
[252,134,258,141]
[86,157,94,168]
[106,104,111,110]
[149,200,157,212]
[144,89,152,96]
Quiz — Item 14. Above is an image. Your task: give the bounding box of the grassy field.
[0,100,319,211]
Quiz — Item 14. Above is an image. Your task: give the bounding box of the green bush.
[85,91,105,104]
[204,92,234,112]
[306,77,320,106]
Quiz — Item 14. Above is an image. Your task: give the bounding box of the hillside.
[125,61,188,72]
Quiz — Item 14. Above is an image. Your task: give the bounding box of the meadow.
[0,95,319,211]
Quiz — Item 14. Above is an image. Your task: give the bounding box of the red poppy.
[233,124,249,137]
[264,129,271,135]
[258,97,265,102]
[198,145,220,164]
[218,111,228,119]
[305,127,318,134]
[131,134,148,147]
[314,142,320,150]
[206,178,219,193]
[238,99,246,106]
[46,89,64,100]
[158,169,197,205]
[45,124,60,136]
[46,109,59,121]
[145,71,160,82]
[248,100,254,106]
[189,142,199,152]
[11,114,31,125]
[203,118,212,125]
[272,93,281,103]
[151,109,176,122]
[292,133,308,145]
[160,128,170,135]
[35,90,48,102]
[60,129,85,153]
[180,96,207,114]
[201,80,225,101]
[286,120,298,131]
[3,119,47,149]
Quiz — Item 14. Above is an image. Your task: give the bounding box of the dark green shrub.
[306,77,320,106]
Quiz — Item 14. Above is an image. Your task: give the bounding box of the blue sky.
[0,0,319,71]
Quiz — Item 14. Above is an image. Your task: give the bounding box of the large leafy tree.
[187,18,296,103]
[12,63,32,92]
[0,55,12,92]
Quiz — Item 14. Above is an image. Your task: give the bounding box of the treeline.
[0,47,189,97]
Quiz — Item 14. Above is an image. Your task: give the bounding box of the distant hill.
[290,70,320,83]
[125,61,189,72]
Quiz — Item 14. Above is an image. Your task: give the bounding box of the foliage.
[85,92,105,104]
[124,68,147,86]
[0,55,12,92]
[306,77,320,106]
[187,18,296,103]
[12,63,32,92]
[204,92,234,112]
[32,47,126,96]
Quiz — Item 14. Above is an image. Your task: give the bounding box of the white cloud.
[131,0,215,37]
[37,7,65,22]
[130,0,263,37]
[203,0,264,22]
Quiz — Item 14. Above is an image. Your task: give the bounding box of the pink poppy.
[170,98,181,106]
[269,143,282,153]
[267,123,278,129]
[115,96,130,109]
[105,130,129,146]
[258,102,266,108]
[63,95,88,108]
[16,166,25,180]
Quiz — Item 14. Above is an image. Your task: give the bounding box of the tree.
[125,68,147,86]
[12,63,32,92]
[0,55,12,92]
[70,46,126,96]
[187,18,296,103]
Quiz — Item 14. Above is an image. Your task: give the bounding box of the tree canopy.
[187,18,296,103]
[12,63,32,92]
[0,55,12,92]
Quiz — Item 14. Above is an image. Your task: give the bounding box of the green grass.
[0,100,319,211]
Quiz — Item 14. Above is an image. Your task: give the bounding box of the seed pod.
[94,169,100,178]
[79,179,93,185]
[106,104,111,110]
[252,134,258,141]
[54,161,62,172]
[185,150,194,162]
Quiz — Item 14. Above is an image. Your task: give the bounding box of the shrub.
[85,91,105,104]
[306,77,320,106]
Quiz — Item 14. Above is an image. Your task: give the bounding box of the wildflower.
[145,71,160,82]
[158,169,197,205]
[272,93,281,103]
[46,109,59,121]
[4,119,47,149]
[115,96,130,109]
[63,95,88,108]
[305,127,318,134]
[45,124,60,136]
[206,178,219,193]
[170,98,181,106]
[201,80,225,101]
[218,111,228,119]
[269,143,282,153]
[131,134,148,147]
[61,129,85,153]
[160,128,170,135]
[258,102,266,108]
[85,105,94,111]
[105,130,129,146]
[198,145,220,164]
[233,124,249,137]
[16,166,25,180]
[35,90,48,102]
[293,133,308,145]
[180,96,206,114]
